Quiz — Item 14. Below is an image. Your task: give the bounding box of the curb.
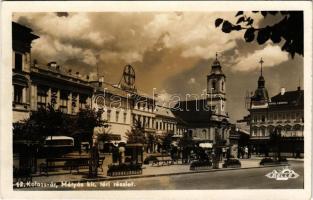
[14,164,289,189]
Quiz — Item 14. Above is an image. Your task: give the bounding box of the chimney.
[68,69,72,74]
[76,72,79,76]
[297,86,301,91]
[48,61,57,67]
[280,87,286,95]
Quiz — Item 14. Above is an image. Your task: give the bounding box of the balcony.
[250,135,270,140]
[13,102,29,110]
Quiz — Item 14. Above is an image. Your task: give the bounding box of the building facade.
[248,59,304,157]
[172,56,232,155]
[13,22,94,123]
[30,62,94,114]
[12,22,39,122]
[154,105,178,151]
[91,65,158,152]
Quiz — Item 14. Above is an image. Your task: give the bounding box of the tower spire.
[215,52,218,60]
[259,57,264,76]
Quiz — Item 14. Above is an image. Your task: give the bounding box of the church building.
[172,54,231,152]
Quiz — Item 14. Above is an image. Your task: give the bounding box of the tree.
[146,132,156,153]
[13,104,72,144]
[125,119,146,144]
[215,11,303,58]
[74,107,107,146]
[178,131,194,163]
[160,131,174,153]
[72,107,108,178]
[269,127,282,161]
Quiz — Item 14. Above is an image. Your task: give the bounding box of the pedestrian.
[241,147,245,159]
[245,146,248,159]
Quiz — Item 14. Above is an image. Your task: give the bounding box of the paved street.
[125,161,304,190]
[20,161,303,190]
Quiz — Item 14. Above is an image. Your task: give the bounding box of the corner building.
[249,60,304,157]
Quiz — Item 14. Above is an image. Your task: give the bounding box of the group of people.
[238,146,251,159]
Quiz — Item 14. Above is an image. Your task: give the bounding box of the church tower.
[250,58,269,109]
[207,53,227,117]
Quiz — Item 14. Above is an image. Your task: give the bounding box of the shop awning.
[199,143,213,148]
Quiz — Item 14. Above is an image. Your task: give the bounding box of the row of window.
[252,112,304,123]
[36,88,88,113]
[134,102,154,111]
[251,130,303,137]
[155,121,176,131]
[132,114,154,129]
[251,125,304,137]
[106,110,128,124]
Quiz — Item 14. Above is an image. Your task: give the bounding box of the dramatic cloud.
[12,12,303,121]
[233,44,290,72]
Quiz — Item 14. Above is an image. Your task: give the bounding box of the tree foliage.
[178,131,194,149]
[126,119,146,144]
[160,131,174,152]
[269,127,282,160]
[13,105,108,146]
[74,107,107,145]
[215,11,303,58]
[13,105,71,143]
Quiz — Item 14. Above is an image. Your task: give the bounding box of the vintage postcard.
[0,1,312,200]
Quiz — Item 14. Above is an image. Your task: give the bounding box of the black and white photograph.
[0,1,312,200]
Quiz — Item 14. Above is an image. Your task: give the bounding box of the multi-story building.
[91,65,157,152]
[248,59,304,157]
[13,22,93,123]
[30,62,93,114]
[12,22,39,122]
[154,105,178,152]
[91,80,133,151]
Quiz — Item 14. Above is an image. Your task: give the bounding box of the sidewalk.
[249,155,304,161]
[25,158,290,185]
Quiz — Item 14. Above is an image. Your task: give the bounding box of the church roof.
[171,99,213,126]
[252,87,269,101]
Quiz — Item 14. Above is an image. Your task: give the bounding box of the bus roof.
[45,136,74,141]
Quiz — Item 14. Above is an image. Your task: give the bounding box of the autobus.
[40,136,75,158]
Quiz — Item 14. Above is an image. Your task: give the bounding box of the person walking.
[244,146,249,159]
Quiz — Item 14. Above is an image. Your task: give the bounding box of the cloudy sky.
[13,12,303,122]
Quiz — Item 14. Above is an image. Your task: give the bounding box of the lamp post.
[212,127,220,169]
[213,120,227,169]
